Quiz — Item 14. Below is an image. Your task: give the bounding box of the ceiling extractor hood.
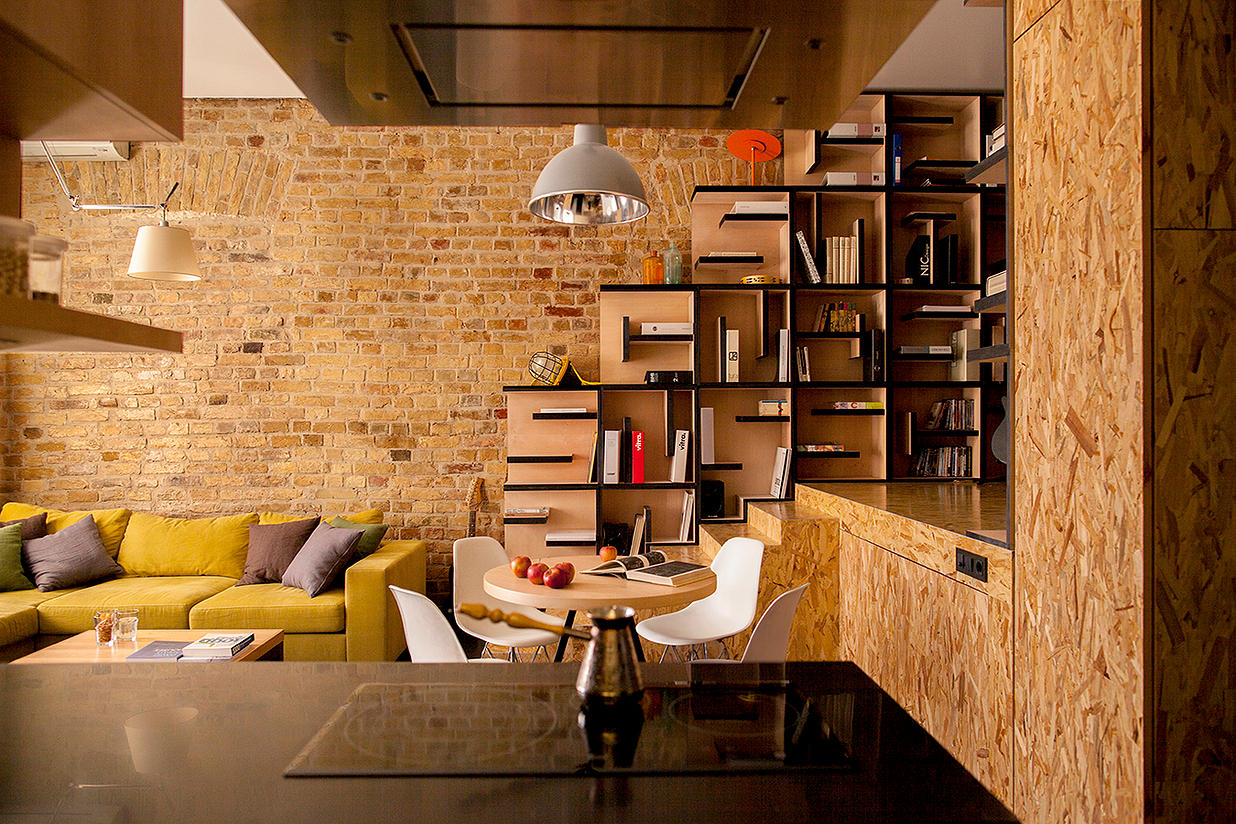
[222,0,934,129]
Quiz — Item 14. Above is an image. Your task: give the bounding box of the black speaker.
[700,480,725,519]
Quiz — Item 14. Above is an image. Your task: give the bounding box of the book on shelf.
[990,322,1007,382]
[826,121,886,138]
[725,329,740,382]
[949,328,982,381]
[862,329,884,382]
[627,560,712,587]
[814,301,863,333]
[777,328,790,382]
[182,633,254,659]
[907,234,932,284]
[853,217,865,282]
[669,429,690,483]
[896,344,953,355]
[731,200,788,214]
[586,431,598,483]
[582,549,668,577]
[620,417,633,483]
[630,430,645,483]
[127,640,189,660]
[678,491,695,542]
[640,322,693,335]
[716,316,728,380]
[699,407,716,464]
[830,401,884,409]
[911,445,972,478]
[913,304,968,314]
[923,398,976,431]
[758,400,788,416]
[796,345,812,381]
[545,530,596,544]
[822,171,885,186]
[538,407,588,414]
[770,446,792,498]
[795,230,821,284]
[602,430,621,484]
[935,234,959,285]
[985,270,1007,296]
[504,507,550,517]
[892,134,902,184]
[798,443,847,452]
[628,507,651,555]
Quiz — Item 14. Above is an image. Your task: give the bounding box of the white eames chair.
[452,536,564,661]
[635,536,765,661]
[694,584,809,664]
[389,585,472,662]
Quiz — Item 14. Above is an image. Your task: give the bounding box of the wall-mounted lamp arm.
[40,141,179,213]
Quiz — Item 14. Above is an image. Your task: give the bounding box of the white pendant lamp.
[528,125,649,226]
[127,212,201,282]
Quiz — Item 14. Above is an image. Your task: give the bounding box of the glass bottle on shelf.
[662,241,682,284]
[641,250,664,285]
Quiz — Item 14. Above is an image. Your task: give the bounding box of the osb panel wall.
[1151,0,1235,230]
[1149,231,1235,820]
[1012,0,1146,822]
[1012,0,1061,39]
[839,530,1013,806]
[8,99,780,600]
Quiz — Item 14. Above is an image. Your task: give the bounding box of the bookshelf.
[505,91,1006,553]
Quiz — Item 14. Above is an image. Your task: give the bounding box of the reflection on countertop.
[802,481,1007,544]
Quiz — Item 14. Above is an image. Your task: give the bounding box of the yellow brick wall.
[8,99,781,600]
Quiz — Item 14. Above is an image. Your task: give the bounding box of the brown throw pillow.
[237,517,320,585]
[22,514,124,592]
[281,522,362,597]
[0,511,48,542]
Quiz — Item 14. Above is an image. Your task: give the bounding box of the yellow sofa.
[0,503,427,662]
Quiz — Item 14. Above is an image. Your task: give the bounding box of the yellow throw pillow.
[0,503,131,559]
[117,512,258,578]
[259,507,383,526]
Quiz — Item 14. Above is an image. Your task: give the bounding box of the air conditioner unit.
[20,141,131,162]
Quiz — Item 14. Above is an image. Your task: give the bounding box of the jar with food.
[94,610,115,646]
[28,234,66,303]
[0,216,34,298]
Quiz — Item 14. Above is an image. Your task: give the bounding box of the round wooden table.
[482,554,716,661]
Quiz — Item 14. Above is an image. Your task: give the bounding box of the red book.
[631,431,645,483]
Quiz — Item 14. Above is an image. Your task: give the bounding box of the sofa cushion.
[0,524,33,592]
[328,517,389,557]
[0,511,48,542]
[118,511,258,579]
[238,517,319,585]
[259,507,382,526]
[190,583,346,634]
[35,576,236,634]
[23,516,124,592]
[0,503,131,558]
[0,602,39,647]
[282,523,361,597]
[0,588,76,610]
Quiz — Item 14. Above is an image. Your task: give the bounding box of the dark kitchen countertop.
[0,660,1017,823]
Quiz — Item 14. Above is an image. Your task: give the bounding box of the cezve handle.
[459,603,590,640]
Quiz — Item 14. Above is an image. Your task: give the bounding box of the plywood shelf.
[967,344,1010,363]
[0,297,182,353]
[735,415,790,422]
[973,292,1008,313]
[811,408,885,416]
[965,146,1007,185]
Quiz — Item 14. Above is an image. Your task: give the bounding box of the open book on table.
[581,550,669,577]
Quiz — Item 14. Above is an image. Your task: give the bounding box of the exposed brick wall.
[8,99,782,600]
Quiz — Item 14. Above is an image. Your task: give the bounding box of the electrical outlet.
[956,547,988,583]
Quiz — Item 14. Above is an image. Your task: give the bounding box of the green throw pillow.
[328,517,389,557]
[0,523,34,591]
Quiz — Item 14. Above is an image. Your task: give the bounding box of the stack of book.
[811,302,864,333]
[797,443,847,453]
[182,633,254,660]
[895,344,953,357]
[922,399,975,431]
[985,269,1007,296]
[911,446,972,478]
[828,401,884,410]
[795,219,864,284]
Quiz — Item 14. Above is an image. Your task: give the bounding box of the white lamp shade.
[127,224,201,282]
[528,125,649,225]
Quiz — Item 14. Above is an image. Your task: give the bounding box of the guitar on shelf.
[466,478,484,538]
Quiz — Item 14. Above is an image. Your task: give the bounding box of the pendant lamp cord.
[41,141,180,215]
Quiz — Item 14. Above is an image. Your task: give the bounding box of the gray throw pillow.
[0,511,48,542]
[238,517,320,585]
[281,522,362,597]
[22,514,124,592]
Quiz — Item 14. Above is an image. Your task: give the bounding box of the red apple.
[543,566,569,589]
[599,545,618,563]
[554,561,576,584]
[526,562,549,585]
[510,556,532,578]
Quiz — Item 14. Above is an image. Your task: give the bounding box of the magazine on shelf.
[581,550,668,577]
[182,633,254,659]
[627,560,712,587]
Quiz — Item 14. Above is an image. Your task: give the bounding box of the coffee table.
[482,554,716,661]
[12,628,285,663]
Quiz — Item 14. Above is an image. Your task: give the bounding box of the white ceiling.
[182,0,1003,100]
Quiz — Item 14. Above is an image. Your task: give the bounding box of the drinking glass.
[94,610,115,646]
[114,609,139,643]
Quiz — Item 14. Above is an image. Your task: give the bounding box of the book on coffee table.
[182,632,254,659]
[127,640,189,660]
[626,561,712,587]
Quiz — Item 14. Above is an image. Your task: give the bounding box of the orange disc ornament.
[726,130,782,185]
